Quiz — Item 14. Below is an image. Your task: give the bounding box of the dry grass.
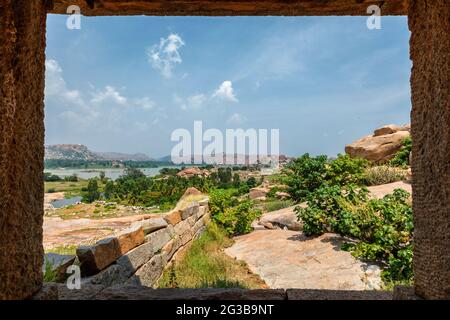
[45,202,160,219]
[158,223,267,289]
[363,165,407,186]
[45,244,78,255]
[175,194,208,210]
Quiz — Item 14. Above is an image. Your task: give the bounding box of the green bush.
[296,187,413,285]
[326,154,368,186]
[209,189,239,217]
[389,136,412,167]
[44,172,62,182]
[209,189,261,236]
[283,153,368,202]
[283,154,328,202]
[43,258,59,283]
[64,174,78,182]
[82,179,101,203]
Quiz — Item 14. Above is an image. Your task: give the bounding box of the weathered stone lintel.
[49,0,408,16]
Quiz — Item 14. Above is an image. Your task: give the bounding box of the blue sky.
[45,15,411,158]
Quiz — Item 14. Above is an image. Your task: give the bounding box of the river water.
[44,166,180,181]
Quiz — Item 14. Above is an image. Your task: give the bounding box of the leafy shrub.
[47,188,56,193]
[284,153,368,202]
[209,189,239,217]
[363,165,407,186]
[43,259,59,283]
[283,154,328,202]
[44,172,62,182]
[82,179,101,203]
[246,177,257,188]
[209,189,261,236]
[296,187,413,285]
[389,136,412,167]
[64,174,78,182]
[326,154,368,186]
[266,186,279,198]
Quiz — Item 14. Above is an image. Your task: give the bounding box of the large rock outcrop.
[345,124,410,163]
[253,206,303,231]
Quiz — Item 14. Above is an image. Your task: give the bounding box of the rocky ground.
[225,230,382,290]
[226,180,412,290]
[44,192,65,210]
[43,214,158,250]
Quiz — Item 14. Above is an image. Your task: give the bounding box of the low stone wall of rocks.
[75,198,210,288]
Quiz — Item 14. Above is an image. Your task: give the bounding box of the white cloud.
[174,93,207,110]
[91,86,127,106]
[148,33,185,78]
[45,59,86,109]
[227,113,247,125]
[212,81,238,103]
[133,97,156,110]
[45,59,159,135]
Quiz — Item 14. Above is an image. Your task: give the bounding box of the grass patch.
[264,173,286,184]
[259,199,294,213]
[175,194,208,210]
[43,258,59,283]
[45,244,78,255]
[45,179,90,197]
[363,166,407,186]
[45,201,156,219]
[158,223,266,289]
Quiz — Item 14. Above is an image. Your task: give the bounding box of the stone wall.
[408,0,450,300]
[74,199,210,288]
[0,0,46,300]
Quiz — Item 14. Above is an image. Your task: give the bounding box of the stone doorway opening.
[0,1,448,300]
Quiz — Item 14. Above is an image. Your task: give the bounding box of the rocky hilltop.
[45,144,100,161]
[45,144,152,161]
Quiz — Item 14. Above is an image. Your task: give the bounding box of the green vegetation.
[284,153,414,287]
[363,165,407,186]
[82,179,101,203]
[209,189,261,236]
[283,153,368,202]
[389,137,412,168]
[44,179,91,197]
[43,258,59,283]
[158,223,266,289]
[44,172,78,182]
[296,186,413,286]
[79,167,260,211]
[45,244,78,255]
[259,199,293,213]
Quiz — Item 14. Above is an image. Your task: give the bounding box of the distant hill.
[45,144,100,161]
[45,144,153,161]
